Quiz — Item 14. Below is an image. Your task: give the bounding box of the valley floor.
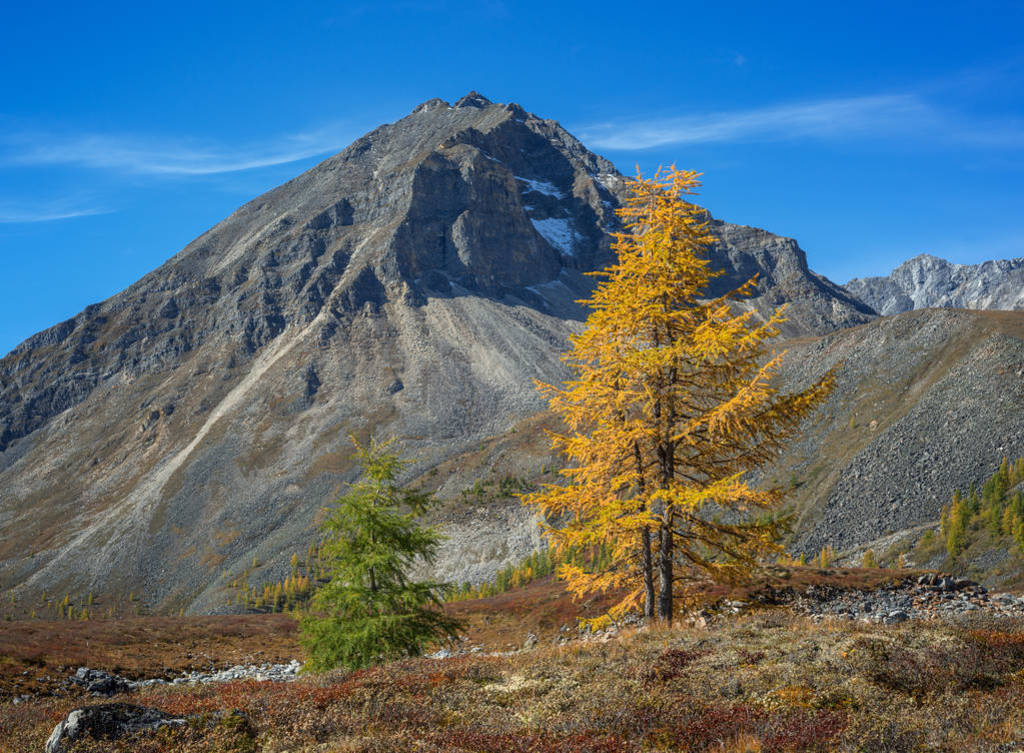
[6,572,1024,752]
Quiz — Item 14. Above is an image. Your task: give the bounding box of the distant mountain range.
[0,92,1021,613]
[845,253,1024,316]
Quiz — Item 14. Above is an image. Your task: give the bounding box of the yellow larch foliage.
[524,166,834,624]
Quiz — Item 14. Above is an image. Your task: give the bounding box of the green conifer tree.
[300,437,463,671]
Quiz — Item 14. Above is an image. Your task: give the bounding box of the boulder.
[884,610,909,624]
[46,703,187,753]
[71,667,131,697]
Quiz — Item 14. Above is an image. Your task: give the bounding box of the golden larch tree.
[524,167,834,624]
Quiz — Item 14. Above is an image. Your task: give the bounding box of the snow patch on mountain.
[516,176,564,198]
[531,217,576,255]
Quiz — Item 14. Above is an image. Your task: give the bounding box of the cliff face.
[707,221,875,334]
[845,253,1024,316]
[0,93,874,613]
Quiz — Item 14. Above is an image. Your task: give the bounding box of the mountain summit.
[845,253,1024,315]
[0,94,873,612]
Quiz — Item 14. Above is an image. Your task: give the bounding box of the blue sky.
[1,0,1022,356]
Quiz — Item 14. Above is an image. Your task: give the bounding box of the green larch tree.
[300,437,463,671]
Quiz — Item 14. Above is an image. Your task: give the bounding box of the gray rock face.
[845,253,1024,315]
[708,221,875,335]
[0,92,872,613]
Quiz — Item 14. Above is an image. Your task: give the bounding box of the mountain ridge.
[845,252,1024,315]
[0,93,873,457]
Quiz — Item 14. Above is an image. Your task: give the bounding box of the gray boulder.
[45,704,187,753]
[71,667,131,697]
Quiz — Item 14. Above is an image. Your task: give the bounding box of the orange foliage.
[525,167,834,624]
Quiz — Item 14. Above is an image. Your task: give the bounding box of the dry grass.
[5,572,1024,751]
[0,614,298,699]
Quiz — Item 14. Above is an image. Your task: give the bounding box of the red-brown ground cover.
[4,569,1022,752]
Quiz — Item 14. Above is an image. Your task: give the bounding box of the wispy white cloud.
[579,94,947,150]
[1,123,353,176]
[0,205,109,224]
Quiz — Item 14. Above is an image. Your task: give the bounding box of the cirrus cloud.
[1,123,355,176]
[0,204,109,224]
[577,93,1022,151]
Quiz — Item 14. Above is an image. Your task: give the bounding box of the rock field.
[12,660,303,706]
[761,572,1024,624]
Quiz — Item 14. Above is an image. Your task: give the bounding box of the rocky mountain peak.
[898,252,946,268]
[845,253,1024,315]
[411,97,449,114]
[0,95,632,456]
[453,90,493,108]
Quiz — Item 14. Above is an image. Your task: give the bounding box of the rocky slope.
[845,253,1024,315]
[769,308,1024,563]
[0,92,873,614]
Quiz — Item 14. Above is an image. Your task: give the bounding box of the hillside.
[428,307,1024,583]
[772,308,1024,565]
[0,93,874,615]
